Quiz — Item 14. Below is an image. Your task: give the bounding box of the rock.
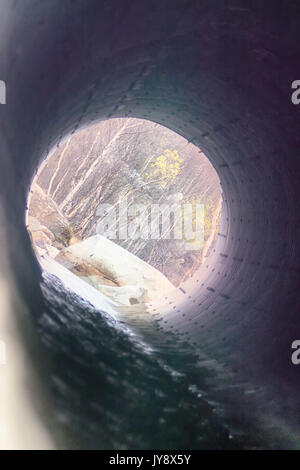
[28,183,72,247]
[60,235,175,302]
[81,279,148,306]
[55,253,120,287]
[27,216,44,232]
[45,245,60,259]
[35,246,47,258]
[31,230,53,250]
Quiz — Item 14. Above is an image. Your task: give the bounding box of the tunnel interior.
[0,0,300,449]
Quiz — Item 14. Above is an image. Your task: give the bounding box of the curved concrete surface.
[0,0,299,448]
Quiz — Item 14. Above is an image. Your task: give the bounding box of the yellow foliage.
[144,149,183,188]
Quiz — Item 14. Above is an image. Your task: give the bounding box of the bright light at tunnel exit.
[26,118,222,311]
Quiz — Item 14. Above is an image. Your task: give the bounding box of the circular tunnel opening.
[26,117,222,311]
